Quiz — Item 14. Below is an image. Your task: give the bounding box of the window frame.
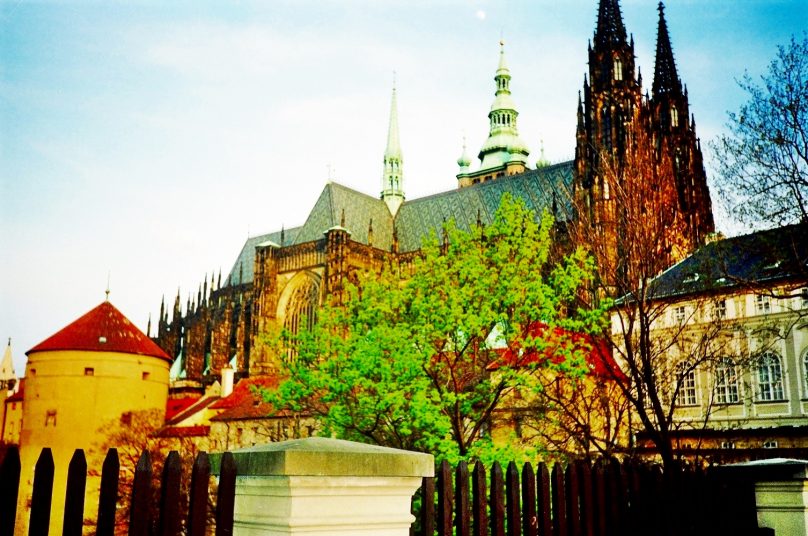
[676,362,698,407]
[757,351,785,402]
[714,357,741,405]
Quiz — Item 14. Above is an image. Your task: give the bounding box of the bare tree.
[94,410,205,535]
[569,123,764,468]
[712,33,808,228]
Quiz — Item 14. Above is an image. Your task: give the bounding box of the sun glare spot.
[476,9,486,21]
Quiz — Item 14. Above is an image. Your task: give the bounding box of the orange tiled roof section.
[494,322,626,381]
[210,376,294,421]
[27,301,170,361]
[165,396,201,421]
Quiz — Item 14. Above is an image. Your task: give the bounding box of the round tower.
[18,299,170,534]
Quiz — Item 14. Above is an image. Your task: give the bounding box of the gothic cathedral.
[155,0,714,388]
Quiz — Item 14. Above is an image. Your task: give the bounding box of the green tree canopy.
[267,194,608,462]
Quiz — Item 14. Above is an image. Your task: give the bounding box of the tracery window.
[757,352,785,401]
[284,276,320,358]
[671,105,679,127]
[715,358,740,404]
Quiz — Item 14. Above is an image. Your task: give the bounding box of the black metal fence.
[417,459,774,536]
[0,447,774,536]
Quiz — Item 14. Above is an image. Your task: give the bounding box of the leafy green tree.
[712,33,808,228]
[267,194,608,462]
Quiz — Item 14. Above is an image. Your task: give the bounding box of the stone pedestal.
[726,458,808,535]
[218,437,434,536]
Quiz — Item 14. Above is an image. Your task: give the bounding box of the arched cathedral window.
[284,276,319,338]
[671,106,679,128]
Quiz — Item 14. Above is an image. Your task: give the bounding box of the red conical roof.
[28,301,170,361]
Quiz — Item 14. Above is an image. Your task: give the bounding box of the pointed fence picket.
[0,446,237,536]
[417,458,774,536]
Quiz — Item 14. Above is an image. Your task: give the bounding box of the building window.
[45,410,57,427]
[613,58,623,81]
[714,299,727,320]
[720,441,736,449]
[763,440,778,449]
[803,349,808,395]
[757,352,785,401]
[84,367,94,376]
[715,358,740,404]
[670,106,679,127]
[142,371,150,381]
[674,306,686,324]
[755,294,771,314]
[677,363,698,406]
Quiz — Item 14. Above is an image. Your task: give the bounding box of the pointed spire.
[652,2,682,98]
[281,225,286,247]
[160,295,166,323]
[367,218,374,247]
[381,77,404,216]
[594,0,628,50]
[1,338,15,387]
[340,208,346,228]
[147,314,152,338]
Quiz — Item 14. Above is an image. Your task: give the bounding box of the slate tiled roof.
[226,162,573,284]
[647,222,807,300]
[396,163,573,251]
[292,182,395,249]
[28,301,170,361]
[227,227,302,286]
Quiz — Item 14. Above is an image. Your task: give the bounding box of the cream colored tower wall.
[17,349,169,534]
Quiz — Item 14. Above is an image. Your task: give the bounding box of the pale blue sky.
[2,0,806,374]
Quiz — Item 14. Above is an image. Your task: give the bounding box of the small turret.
[456,137,471,176]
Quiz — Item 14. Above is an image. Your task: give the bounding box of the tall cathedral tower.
[574,0,714,263]
[575,0,642,220]
[645,2,714,246]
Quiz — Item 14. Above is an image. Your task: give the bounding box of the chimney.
[221,365,235,398]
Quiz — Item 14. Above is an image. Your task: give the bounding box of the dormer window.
[613,58,623,81]
[683,272,700,284]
